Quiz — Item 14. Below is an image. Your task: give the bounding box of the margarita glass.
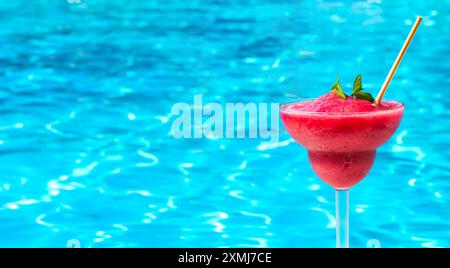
[280,93,404,247]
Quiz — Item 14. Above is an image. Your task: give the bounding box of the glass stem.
[335,189,349,248]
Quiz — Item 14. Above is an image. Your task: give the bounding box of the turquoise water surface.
[0,0,449,247]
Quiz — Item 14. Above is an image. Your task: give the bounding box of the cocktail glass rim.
[279,98,404,116]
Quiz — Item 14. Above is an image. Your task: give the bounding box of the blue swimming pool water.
[0,0,449,248]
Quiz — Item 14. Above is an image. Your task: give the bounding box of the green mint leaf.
[353,91,375,103]
[350,74,375,103]
[330,74,346,100]
[353,74,362,93]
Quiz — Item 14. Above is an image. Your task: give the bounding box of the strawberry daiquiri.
[279,74,405,248]
[280,91,404,189]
